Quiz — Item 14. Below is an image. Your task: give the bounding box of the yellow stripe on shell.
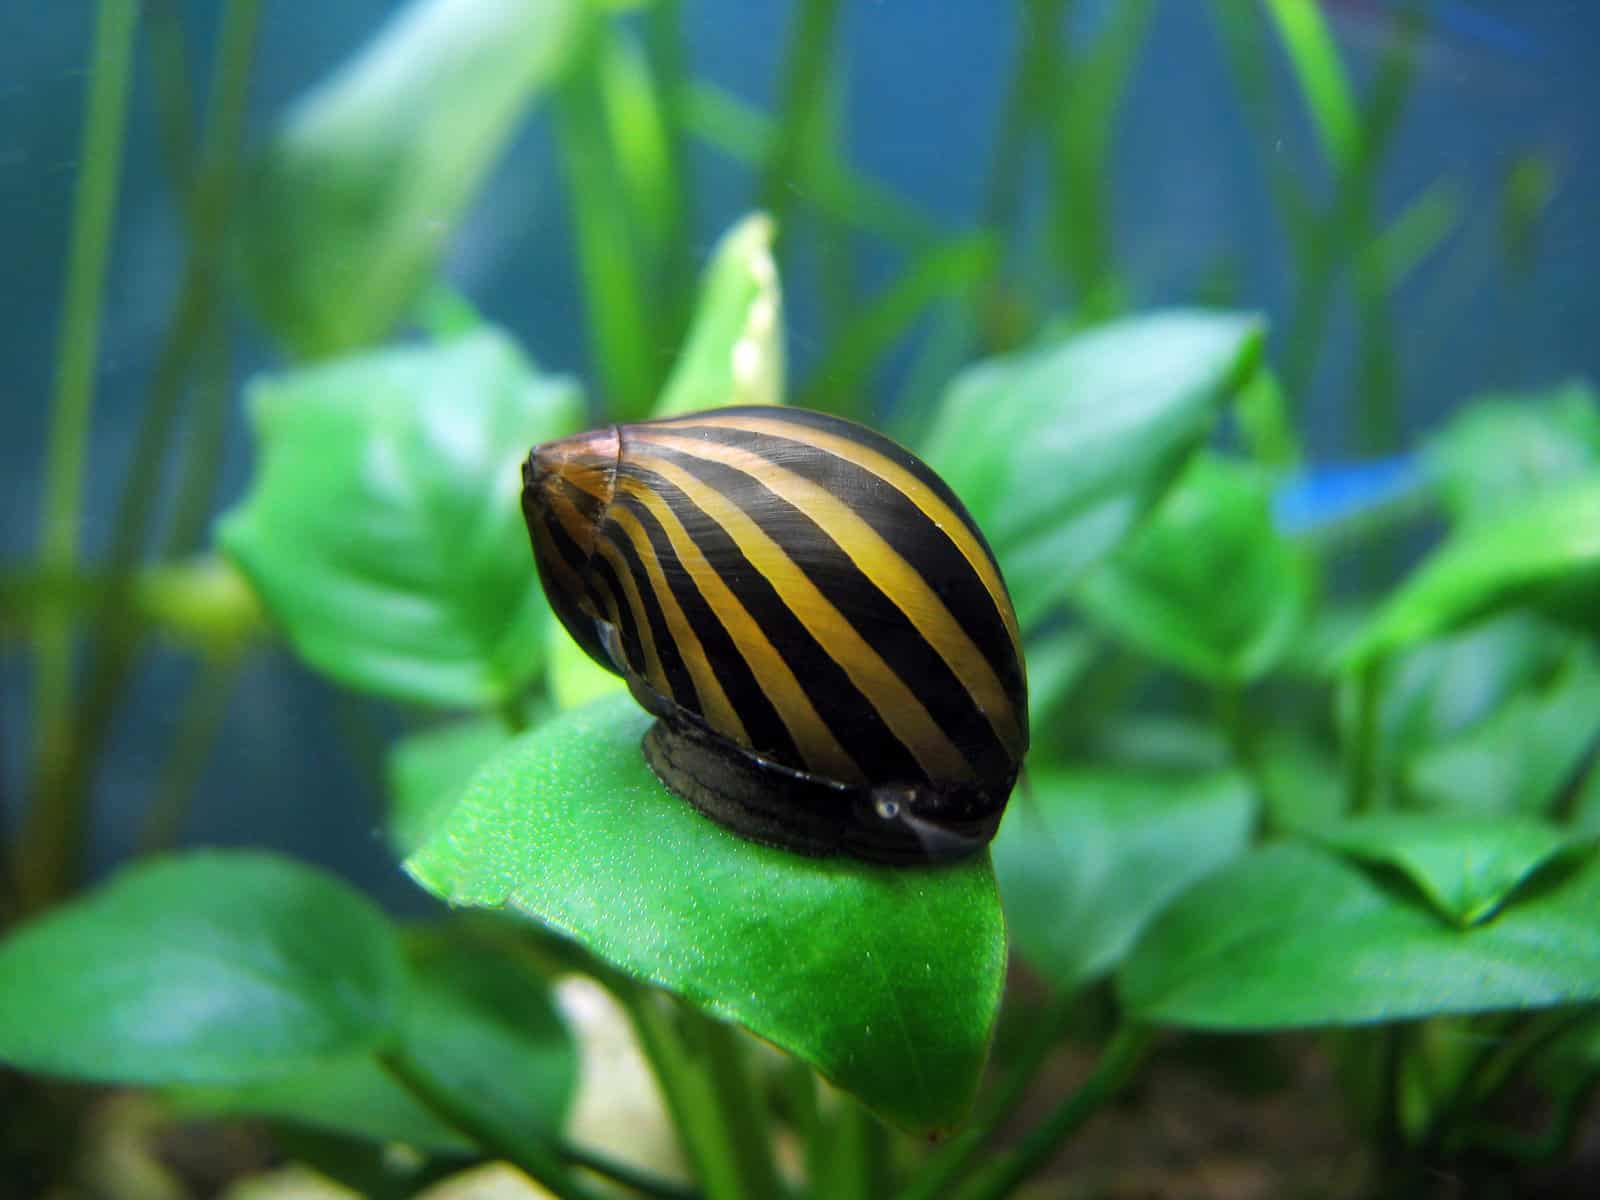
[594,535,673,703]
[624,452,975,783]
[617,476,865,784]
[675,411,1025,667]
[633,432,1024,760]
[606,503,751,749]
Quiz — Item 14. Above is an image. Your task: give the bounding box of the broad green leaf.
[921,311,1264,628]
[1119,842,1600,1029]
[653,213,784,417]
[1089,716,1229,773]
[1255,730,1345,833]
[1408,657,1600,818]
[239,0,581,357]
[993,768,1254,991]
[1306,814,1589,927]
[171,1056,468,1153]
[389,718,517,857]
[1426,383,1600,526]
[219,332,583,708]
[405,695,1005,1134]
[1074,454,1312,683]
[1341,478,1600,668]
[1350,613,1572,804]
[0,853,404,1085]
[170,930,577,1155]
[1019,627,1098,764]
[393,929,578,1148]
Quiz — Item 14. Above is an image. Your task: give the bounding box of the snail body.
[521,406,1028,865]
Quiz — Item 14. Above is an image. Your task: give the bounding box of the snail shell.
[521,406,1028,865]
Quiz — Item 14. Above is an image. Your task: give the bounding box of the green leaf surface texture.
[405,695,1006,1133]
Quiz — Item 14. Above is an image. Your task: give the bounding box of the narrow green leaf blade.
[1119,842,1600,1029]
[921,311,1264,628]
[993,768,1254,991]
[218,331,583,708]
[0,853,405,1085]
[239,0,581,357]
[404,695,1006,1134]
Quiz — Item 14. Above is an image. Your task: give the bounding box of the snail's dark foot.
[642,718,1004,866]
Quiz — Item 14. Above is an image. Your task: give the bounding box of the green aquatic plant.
[5,1,1599,1197]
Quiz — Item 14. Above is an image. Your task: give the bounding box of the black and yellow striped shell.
[520,406,1028,865]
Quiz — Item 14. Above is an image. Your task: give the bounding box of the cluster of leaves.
[9,201,1600,1192]
[5,1,1597,1197]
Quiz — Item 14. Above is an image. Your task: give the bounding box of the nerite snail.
[521,406,1028,865]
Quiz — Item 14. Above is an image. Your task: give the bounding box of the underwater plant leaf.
[390,928,579,1149]
[1305,813,1589,928]
[993,767,1254,992]
[1254,730,1345,833]
[389,717,518,858]
[404,694,1006,1134]
[240,0,580,357]
[169,928,577,1155]
[219,331,583,708]
[1019,626,1098,764]
[170,1056,469,1154]
[1073,454,1313,683]
[1407,655,1600,819]
[1119,841,1600,1029]
[921,310,1264,629]
[1340,477,1600,668]
[0,853,404,1085]
[654,213,784,417]
[1425,382,1600,527]
[1346,614,1572,808]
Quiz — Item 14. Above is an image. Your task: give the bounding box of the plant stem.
[559,1142,703,1200]
[757,0,844,238]
[553,13,659,421]
[136,652,243,854]
[1348,658,1383,814]
[898,990,1080,1200]
[22,0,261,909]
[1424,1007,1600,1158]
[1044,0,1152,323]
[962,1023,1155,1200]
[1463,1068,1600,1164]
[22,0,139,908]
[163,0,258,555]
[820,1095,890,1200]
[615,985,782,1200]
[643,0,695,349]
[146,0,199,221]
[378,1051,607,1200]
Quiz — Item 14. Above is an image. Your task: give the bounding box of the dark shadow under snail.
[521,405,1028,866]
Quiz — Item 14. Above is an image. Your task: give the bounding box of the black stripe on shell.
[662,420,1025,711]
[619,461,930,784]
[623,448,1014,783]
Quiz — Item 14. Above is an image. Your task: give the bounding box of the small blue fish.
[1272,454,1423,535]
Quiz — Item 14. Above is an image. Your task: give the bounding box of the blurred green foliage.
[6,1,1599,1197]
